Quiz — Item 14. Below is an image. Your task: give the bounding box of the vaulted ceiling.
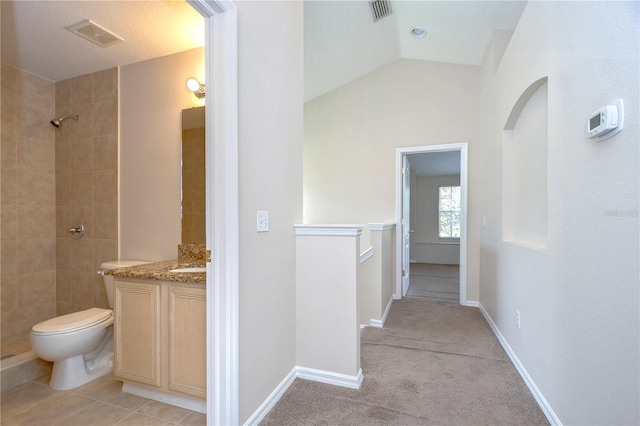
[1,0,526,106]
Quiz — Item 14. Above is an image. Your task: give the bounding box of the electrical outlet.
[257,211,269,232]
[516,310,521,330]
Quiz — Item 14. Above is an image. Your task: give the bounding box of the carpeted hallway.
[261,298,548,425]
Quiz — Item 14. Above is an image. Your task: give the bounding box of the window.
[439,186,461,238]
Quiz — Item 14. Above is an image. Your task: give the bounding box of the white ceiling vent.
[369,0,392,22]
[66,20,124,47]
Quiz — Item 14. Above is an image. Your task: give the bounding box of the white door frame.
[395,143,469,305]
[188,1,239,425]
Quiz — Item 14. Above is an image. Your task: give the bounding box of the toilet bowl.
[31,260,151,390]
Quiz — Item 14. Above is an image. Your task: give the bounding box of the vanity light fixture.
[186,78,206,99]
[409,26,427,39]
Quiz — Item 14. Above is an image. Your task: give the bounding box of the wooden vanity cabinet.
[114,279,206,401]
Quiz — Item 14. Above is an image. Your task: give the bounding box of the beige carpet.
[261,298,548,425]
[407,263,460,301]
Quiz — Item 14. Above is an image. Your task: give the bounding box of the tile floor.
[0,374,206,425]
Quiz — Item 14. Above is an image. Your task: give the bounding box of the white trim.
[242,368,297,426]
[478,304,561,426]
[122,383,206,414]
[370,296,393,328]
[245,366,364,425]
[360,247,374,263]
[296,367,364,390]
[295,224,364,237]
[188,1,239,425]
[367,223,395,231]
[395,144,469,305]
[461,300,479,308]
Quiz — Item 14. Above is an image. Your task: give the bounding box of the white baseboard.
[243,367,297,426]
[244,366,364,425]
[122,382,206,413]
[296,366,363,390]
[461,300,479,307]
[478,303,561,426]
[370,297,393,328]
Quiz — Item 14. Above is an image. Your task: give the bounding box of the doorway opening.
[395,143,469,305]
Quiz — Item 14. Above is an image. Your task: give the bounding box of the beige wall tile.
[93,170,117,205]
[56,237,72,270]
[16,238,56,273]
[70,171,94,206]
[55,79,72,117]
[1,275,19,312]
[93,68,118,103]
[17,271,56,307]
[71,238,93,272]
[1,239,17,276]
[57,302,73,316]
[94,204,117,239]
[55,138,71,173]
[16,205,55,239]
[93,100,117,137]
[60,107,93,141]
[56,172,71,206]
[70,137,94,173]
[93,135,117,171]
[71,74,94,106]
[16,238,56,274]
[93,238,117,266]
[2,204,17,240]
[1,310,18,343]
[17,136,55,174]
[56,206,70,238]
[16,169,55,206]
[17,302,56,335]
[56,269,73,304]
[1,131,17,170]
[1,169,17,205]
[71,270,94,306]
[93,275,109,309]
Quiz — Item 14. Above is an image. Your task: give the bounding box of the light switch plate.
[257,211,269,232]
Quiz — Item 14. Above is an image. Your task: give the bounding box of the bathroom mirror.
[181,106,206,244]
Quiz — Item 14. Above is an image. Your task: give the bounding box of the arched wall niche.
[502,77,549,251]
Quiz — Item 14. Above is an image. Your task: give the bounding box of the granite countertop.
[106,260,206,284]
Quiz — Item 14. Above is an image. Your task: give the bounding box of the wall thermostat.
[587,99,624,141]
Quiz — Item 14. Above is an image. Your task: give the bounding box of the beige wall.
[236,1,303,422]
[412,175,460,264]
[120,47,204,261]
[479,2,639,424]
[54,68,119,315]
[304,59,481,301]
[297,233,360,376]
[1,65,56,343]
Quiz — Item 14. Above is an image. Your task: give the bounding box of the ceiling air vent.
[369,0,392,22]
[66,20,124,47]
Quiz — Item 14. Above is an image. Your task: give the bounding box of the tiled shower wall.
[1,65,57,345]
[0,65,119,347]
[55,68,119,315]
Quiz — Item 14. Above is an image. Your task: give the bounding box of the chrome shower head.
[50,115,79,127]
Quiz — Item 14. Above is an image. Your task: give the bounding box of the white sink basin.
[169,267,206,273]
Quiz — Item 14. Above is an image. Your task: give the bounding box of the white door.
[402,155,411,297]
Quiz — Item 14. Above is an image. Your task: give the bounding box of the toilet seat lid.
[32,308,113,335]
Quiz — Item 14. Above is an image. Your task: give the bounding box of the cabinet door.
[168,285,206,398]
[114,281,161,387]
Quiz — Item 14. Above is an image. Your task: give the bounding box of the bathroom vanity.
[108,260,206,413]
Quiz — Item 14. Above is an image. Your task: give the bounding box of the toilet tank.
[100,260,153,308]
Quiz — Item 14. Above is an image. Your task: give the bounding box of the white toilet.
[31,260,151,390]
